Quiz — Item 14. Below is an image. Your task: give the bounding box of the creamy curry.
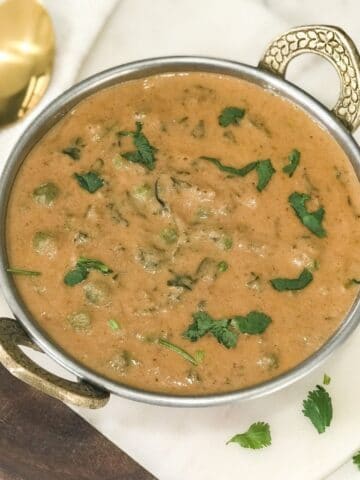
[6,73,360,395]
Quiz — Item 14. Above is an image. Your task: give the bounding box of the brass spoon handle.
[259,25,360,132]
[0,317,109,408]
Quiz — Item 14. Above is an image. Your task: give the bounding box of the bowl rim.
[1,55,359,407]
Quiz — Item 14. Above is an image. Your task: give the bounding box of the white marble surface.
[1,1,360,479]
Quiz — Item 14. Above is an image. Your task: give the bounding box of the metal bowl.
[1,25,359,408]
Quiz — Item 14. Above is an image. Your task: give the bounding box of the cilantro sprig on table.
[227,422,272,449]
[183,310,271,349]
[200,156,276,191]
[118,122,157,170]
[302,385,333,434]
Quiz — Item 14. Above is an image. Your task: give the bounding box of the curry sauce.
[6,73,360,394]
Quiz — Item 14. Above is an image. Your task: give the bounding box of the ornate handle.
[0,318,109,408]
[259,25,360,132]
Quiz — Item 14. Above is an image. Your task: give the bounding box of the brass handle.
[259,25,360,132]
[0,318,109,409]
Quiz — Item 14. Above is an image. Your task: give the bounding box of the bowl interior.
[1,56,360,407]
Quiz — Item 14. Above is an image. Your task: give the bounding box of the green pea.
[33,182,59,206]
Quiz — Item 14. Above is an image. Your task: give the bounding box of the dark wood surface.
[0,366,156,480]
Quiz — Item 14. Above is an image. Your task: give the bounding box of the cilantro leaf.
[74,171,104,193]
[6,267,41,276]
[200,156,275,191]
[289,192,326,237]
[283,149,300,177]
[64,257,113,286]
[119,122,157,170]
[183,310,271,348]
[158,338,198,365]
[62,137,85,160]
[227,422,272,449]
[64,265,88,286]
[302,385,333,434]
[183,311,214,342]
[270,268,313,291]
[256,159,276,191]
[77,257,113,274]
[345,278,360,288]
[200,156,258,177]
[210,319,238,349]
[218,106,246,127]
[353,452,360,471]
[232,311,272,334]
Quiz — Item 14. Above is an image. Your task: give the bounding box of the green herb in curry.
[270,268,313,291]
[282,149,300,177]
[6,267,41,276]
[74,171,104,193]
[218,106,246,127]
[289,192,326,237]
[118,122,157,170]
[64,257,113,286]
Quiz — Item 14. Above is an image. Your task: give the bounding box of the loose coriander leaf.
[256,159,276,191]
[353,452,360,471]
[217,260,228,272]
[302,385,333,434]
[227,422,271,449]
[167,274,196,290]
[6,267,41,276]
[270,268,313,291]
[289,192,326,237]
[77,257,113,274]
[323,374,331,385]
[232,311,272,334]
[210,319,238,348]
[119,122,157,170]
[62,146,81,160]
[158,338,198,365]
[183,311,214,341]
[200,156,258,177]
[218,106,245,127]
[64,265,88,286]
[283,149,300,177]
[74,171,104,193]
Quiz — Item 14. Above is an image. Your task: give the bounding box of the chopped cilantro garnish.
[200,156,275,191]
[218,107,245,127]
[283,149,300,177]
[345,278,360,288]
[289,192,326,237]
[231,311,272,334]
[227,422,272,449]
[74,171,104,193]
[183,310,271,349]
[353,452,360,471]
[158,338,198,365]
[119,122,157,170]
[270,268,313,291]
[62,137,85,160]
[64,257,113,286]
[217,260,228,272]
[302,385,333,434]
[6,268,41,276]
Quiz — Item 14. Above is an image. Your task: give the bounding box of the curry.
[5,72,360,395]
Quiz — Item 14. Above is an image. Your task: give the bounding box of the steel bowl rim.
[1,55,359,407]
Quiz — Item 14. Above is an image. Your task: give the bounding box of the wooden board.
[0,366,156,480]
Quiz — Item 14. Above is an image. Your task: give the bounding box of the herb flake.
[283,149,300,177]
[6,267,41,276]
[158,338,198,365]
[218,107,245,127]
[270,268,313,291]
[227,422,272,449]
[64,257,113,286]
[74,171,104,193]
[289,192,326,238]
[119,122,157,170]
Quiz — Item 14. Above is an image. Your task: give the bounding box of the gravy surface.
[6,73,360,395]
